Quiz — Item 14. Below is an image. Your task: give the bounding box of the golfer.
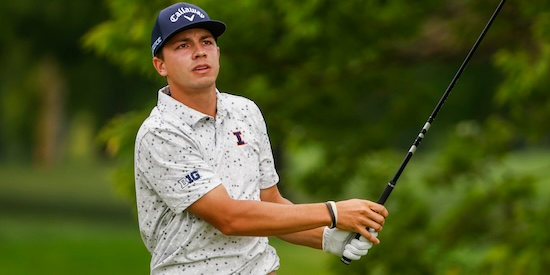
[134,2,388,274]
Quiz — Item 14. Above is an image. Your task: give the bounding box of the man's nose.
[194,50,206,59]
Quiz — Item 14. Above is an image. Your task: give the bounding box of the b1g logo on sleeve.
[178,170,201,188]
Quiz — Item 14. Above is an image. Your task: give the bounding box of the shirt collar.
[156,86,227,127]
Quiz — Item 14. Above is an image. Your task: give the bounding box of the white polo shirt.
[134,86,280,274]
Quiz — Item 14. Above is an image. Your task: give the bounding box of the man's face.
[153,28,220,92]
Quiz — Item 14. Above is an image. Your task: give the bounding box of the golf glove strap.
[322,227,377,260]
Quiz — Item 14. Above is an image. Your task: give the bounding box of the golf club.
[341,0,507,265]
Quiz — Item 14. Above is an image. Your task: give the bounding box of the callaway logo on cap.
[150,2,226,57]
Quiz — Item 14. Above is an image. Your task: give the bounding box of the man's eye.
[177,44,187,49]
[203,40,213,45]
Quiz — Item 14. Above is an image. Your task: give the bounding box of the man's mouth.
[193,65,210,71]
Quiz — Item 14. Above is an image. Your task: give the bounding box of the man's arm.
[187,184,332,236]
[260,185,383,261]
[188,183,387,244]
[260,185,325,249]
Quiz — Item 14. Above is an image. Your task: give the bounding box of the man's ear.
[152,56,168,77]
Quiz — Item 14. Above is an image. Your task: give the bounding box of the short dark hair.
[155,50,164,60]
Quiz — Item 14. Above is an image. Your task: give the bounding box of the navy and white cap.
[151,2,226,57]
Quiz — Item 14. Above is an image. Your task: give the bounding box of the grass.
[2,148,547,274]
[0,160,334,275]
[0,215,333,275]
[0,160,151,274]
[0,214,150,275]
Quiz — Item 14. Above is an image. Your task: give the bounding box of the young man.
[135,2,388,274]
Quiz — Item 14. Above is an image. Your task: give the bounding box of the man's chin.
[192,76,217,89]
[188,80,217,92]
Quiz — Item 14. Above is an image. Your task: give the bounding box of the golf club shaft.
[341,0,506,265]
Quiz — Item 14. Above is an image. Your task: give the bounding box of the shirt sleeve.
[135,126,221,214]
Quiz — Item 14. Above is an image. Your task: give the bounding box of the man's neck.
[170,86,217,117]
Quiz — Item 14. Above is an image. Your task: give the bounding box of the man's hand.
[343,230,377,261]
[331,199,388,244]
[322,227,378,260]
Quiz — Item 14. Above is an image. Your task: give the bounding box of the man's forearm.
[262,186,325,249]
[220,200,332,236]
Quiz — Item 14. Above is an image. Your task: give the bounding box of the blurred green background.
[1,0,549,274]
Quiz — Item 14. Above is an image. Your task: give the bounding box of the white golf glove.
[322,227,377,261]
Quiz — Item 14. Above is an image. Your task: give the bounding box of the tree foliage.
[85,0,550,273]
[0,0,157,164]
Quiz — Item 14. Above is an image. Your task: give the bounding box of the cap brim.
[166,20,226,42]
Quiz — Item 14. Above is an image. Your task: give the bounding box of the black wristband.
[325,202,336,229]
